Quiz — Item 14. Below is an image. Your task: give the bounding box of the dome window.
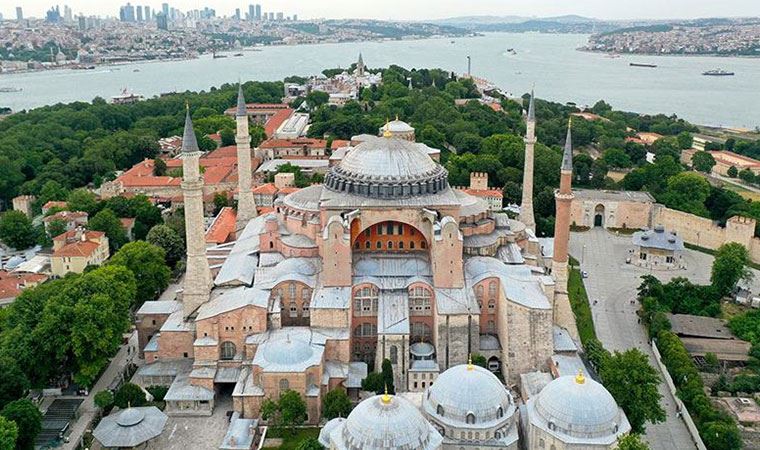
[466,412,476,424]
[437,405,445,417]
[497,406,503,418]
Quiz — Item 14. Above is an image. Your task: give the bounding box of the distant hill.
[430,15,617,33]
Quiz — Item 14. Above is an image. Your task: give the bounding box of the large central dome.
[324,136,449,199]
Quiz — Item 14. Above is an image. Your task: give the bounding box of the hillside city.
[1,3,760,450]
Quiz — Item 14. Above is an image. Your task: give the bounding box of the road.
[569,228,712,450]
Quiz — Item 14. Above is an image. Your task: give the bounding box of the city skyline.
[5,0,760,21]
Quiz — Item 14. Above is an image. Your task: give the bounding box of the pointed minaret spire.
[552,115,579,340]
[180,103,212,318]
[562,117,573,172]
[234,83,258,231]
[519,90,537,231]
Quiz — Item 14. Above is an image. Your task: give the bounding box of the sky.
[5,0,760,21]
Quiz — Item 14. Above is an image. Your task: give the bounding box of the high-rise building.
[15,7,23,21]
[248,5,254,21]
[255,4,261,20]
[78,15,86,31]
[234,8,240,19]
[63,5,72,23]
[268,12,274,21]
[293,14,298,21]
[120,3,136,22]
[46,6,61,23]
[145,6,151,20]
[136,5,143,21]
[276,12,284,21]
[162,3,169,17]
[156,12,168,30]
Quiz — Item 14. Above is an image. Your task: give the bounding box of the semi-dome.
[531,372,630,440]
[324,136,449,199]
[337,394,443,450]
[424,364,515,427]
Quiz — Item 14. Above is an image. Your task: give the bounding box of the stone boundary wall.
[651,341,707,450]
[652,205,760,264]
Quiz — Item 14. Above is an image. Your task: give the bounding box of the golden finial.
[185,101,190,112]
[575,368,586,385]
[467,354,474,371]
[383,118,393,138]
[381,384,391,404]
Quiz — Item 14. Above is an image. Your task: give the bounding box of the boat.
[0,87,22,93]
[111,88,143,105]
[133,69,140,72]
[630,62,657,68]
[703,69,734,76]
[233,53,244,57]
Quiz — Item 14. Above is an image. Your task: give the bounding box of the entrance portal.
[594,204,605,227]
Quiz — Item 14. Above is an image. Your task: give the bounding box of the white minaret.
[356,52,365,77]
[235,84,257,231]
[180,105,212,318]
[519,91,537,231]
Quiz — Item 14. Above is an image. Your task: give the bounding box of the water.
[0,32,759,128]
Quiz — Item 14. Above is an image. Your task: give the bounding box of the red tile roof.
[278,186,300,195]
[42,201,67,211]
[252,183,278,195]
[52,229,106,258]
[462,188,504,198]
[264,108,295,137]
[205,145,238,159]
[120,218,136,228]
[205,207,237,244]
[116,157,238,189]
[257,207,275,215]
[260,137,329,149]
[43,210,88,223]
[0,271,48,301]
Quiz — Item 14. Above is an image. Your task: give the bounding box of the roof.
[553,326,578,353]
[205,207,237,244]
[43,210,87,223]
[0,271,47,301]
[196,286,269,320]
[181,108,200,154]
[709,150,760,169]
[136,300,181,315]
[264,108,295,137]
[260,137,328,149]
[205,145,238,159]
[42,201,67,211]
[632,225,684,251]
[220,412,258,450]
[251,327,325,373]
[52,230,105,258]
[165,372,214,401]
[461,187,504,199]
[680,337,751,362]
[572,189,655,203]
[115,157,238,189]
[669,314,736,339]
[256,158,329,173]
[93,407,167,448]
[252,183,278,195]
[465,257,551,310]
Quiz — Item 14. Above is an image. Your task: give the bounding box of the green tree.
[0,211,36,250]
[617,433,650,450]
[602,148,632,169]
[0,416,18,450]
[322,389,352,420]
[220,128,235,146]
[71,293,127,386]
[739,168,756,185]
[279,390,307,432]
[294,437,323,450]
[110,241,171,305]
[146,224,185,268]
[146,385,168,402]
[727,165,738,178]
[711,242,752,297]
[701,420,742,450]
[598,349,665,433]
[658,172,711,216]
[66,188,98,214]
[94,390,114,410]
[361,372,384,393]
[305,91,329,109]
[676,131,693,149]
[0,399,41,450]
[213,192,231,215]
[45,219,67,241]
[381,358,395,394]
[0,359,28,410]
[153,157,167,176]
[691,151,716,173]
[471,353,487,368]
[113,383,146,409]
[89,208,128,252]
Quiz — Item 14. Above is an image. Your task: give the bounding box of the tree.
[89,208,128,251]
[381,358,395,394]
[305,91,329,109]
[361,372,384,393]
[71,293,127,386]
[701,420,742,450]
[213,192,231,215]
[598,349,665,434]
[113,383,146,409]
[94,390,114,410]
[322,389,352,420]
[711,242,752,297]
[1,399,41,450]
[0,211,36,250]
[294,437,323,450]
[279,390,307,432]
[220,128,235,146]
[471,353,487,368]
[66,188,98,214]
[153,157,167,176]
[691,151,716,173]
[658,172,711,216]
[727,165,738,178]
[0,359,28,410]
[0,416,17,450]
[617,433,650,450]
[676,131,693,149]
[45,219,67,240]
[602,148,632,169]
[146,224,185,267]
[110,241,171,305]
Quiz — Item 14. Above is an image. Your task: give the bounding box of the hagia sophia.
[134,81,633,448]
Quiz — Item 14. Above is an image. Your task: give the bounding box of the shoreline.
[577,47,760,59]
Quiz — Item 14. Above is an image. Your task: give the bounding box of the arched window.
[488,299,496,311]
[288,282,296,297]
[421,241,426,249]
[376,241,382,249]
[488,280,497,298]
[279,378,289,390]
[466,413,475,424]
[476,285,484,300]
[497,406,503,418]
[399,241,404,249]
[303,300,310,317]
[410,241,415,249]
[289,301,297,317]
[388,241,393,249]
[365,241,371,249]
[437,405,445,417]
[220,341,236,360]
[390,345,398,364]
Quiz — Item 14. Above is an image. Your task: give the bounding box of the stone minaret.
[235,84,257,231]
[356,53,365,77]
[180,106,212,318]
[519,91,537,231]
[552,118,579,339]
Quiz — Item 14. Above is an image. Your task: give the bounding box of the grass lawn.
[721,180,760,202]
[263,427,320,450]
[568,260,597,346]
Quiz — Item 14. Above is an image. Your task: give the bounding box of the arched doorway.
[594,204,605,227]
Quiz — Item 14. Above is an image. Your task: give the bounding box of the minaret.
[519,91,537,231]
[235,84,257,231]
[180,105,212,318]
[552,118,579,339]
[356,53,365,77]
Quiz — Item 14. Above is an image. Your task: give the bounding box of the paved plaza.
[145,397,232,450]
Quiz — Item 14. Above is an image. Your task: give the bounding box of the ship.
[0,87,22,93]
[629,62,657,68]
[703,69,734,76]
[111,88,143,105]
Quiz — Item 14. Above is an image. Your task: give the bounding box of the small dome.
[424,364,515,427]
[261,334,314,366]
[116,408,146,427]
[340,394,441,450]
[382,119,415,133]
[533,374,626,439]
[410,342,435,358]
[324,136,449,199]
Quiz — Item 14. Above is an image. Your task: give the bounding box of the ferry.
[703,69,734,76]
[111,88,143,105]
[0,87,22,93]
[629,62,657,68]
